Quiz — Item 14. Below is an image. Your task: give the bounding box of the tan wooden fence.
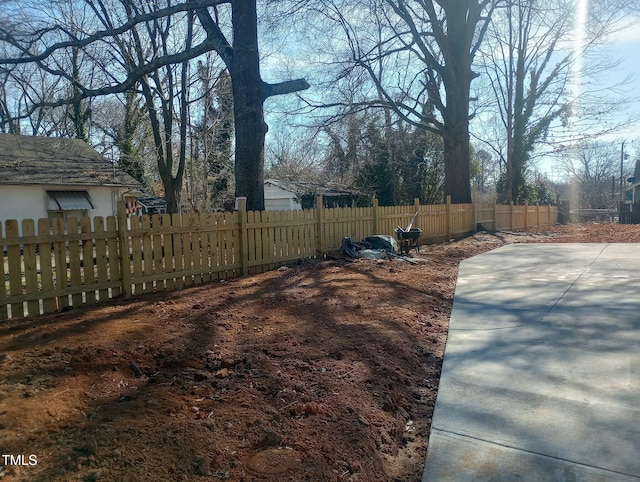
[1,197,557,320]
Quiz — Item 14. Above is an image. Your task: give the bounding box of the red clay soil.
[1,223,639,482]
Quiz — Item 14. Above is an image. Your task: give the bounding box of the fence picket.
[172,213,184,289]
[152,214,164,290]
[80,217,96,305]
[192,214,204,285]
[6,220,23,318]
[182,214,194,286]
[130,216,143,295]
[141,216,154,293]
[67,218,83,307]
[201,213,212,284]
[0,224,6,320]
[107,217,121,298]
[52,217,68,310]
[162,214,175,290]
[94,217,109,302]
[36,219,55,315]
[22,220,39,316]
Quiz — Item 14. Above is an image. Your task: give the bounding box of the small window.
[46,191,95,211]
[46,191,93,231]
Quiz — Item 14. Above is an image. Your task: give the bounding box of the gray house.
[264,179,360,211]
[0,133,143,233]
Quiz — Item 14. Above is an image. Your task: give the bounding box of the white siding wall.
[264,183,301,211]
[0,185,47,225]
[0,184,127,235]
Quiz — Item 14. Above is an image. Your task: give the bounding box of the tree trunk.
[230,0,266,212]
[439,1,476,204]
[442,55,472,202]
[443,128,472,204]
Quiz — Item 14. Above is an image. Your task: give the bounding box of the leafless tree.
[477,0,637,203]
[561,141,631,208]
[306,0,502,204]
[0,0,309,212]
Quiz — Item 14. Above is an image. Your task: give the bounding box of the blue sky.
[601,15,640,141]
[535,11,640,180]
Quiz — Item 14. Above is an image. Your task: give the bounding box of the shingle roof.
[265,179,358,197]
[0,133,142,188]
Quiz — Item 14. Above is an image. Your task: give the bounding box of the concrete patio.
[422,243,640,481]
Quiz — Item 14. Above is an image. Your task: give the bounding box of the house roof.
[265,179,358,197]
[0,133,142,189]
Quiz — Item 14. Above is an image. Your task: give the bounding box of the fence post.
[237,198,249,277]
[536,203,540,228]
[446,195,452,239]
[372,197,379,235]
[524,200,529,229]
[316,195,324,254]
[494,198,499,230]
[549,204,552,226]
[116,201,132,298]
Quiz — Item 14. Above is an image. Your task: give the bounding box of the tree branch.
[262,78,310,99]
[195,7,234,68]
[0,1,228,65]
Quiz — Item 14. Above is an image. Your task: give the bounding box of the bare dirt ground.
[1,223,640,482]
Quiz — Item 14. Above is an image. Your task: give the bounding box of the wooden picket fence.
[1,197,557,320]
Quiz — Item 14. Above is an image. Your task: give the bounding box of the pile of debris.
[339,235,418,264]
[338,212,422,263]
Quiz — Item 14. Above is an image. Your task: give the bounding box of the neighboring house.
[625,159,640,204]
[0,133,144,233]
[264,179,360,211]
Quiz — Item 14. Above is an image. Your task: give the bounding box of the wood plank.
[181,214,194,286]
[6,220,24,318]
[229,212,237,277]
[261,210,270,272]
[219,215,226,278]
[305,209,311,255]
[172,213,184,289]
[53,217,69,310]
[22,219,40,316]
[0,223,9,320]
[288,211,295,258]
[247,211,257,274]
[209,215,218,277]
[198,214,208,283]
[67,217,83,307]
[106,217,122,297]
[215,214,225,280]
[162,214,175,290]
[151,215,164,291]
[81,216,96,305]
[191,214,203,285]
[296,210,304,257]
[93,217,109,302]
[273,211,281,263]
[202,213,214,283]
[130,216,144,295]
[260,210,269,271]
[141,216,154,293]
[231,211,239,279]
